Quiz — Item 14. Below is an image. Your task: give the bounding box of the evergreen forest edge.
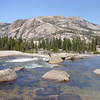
[0,36,100,54]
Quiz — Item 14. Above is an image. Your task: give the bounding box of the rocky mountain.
[0,16,100,40]
[0,23,10,37]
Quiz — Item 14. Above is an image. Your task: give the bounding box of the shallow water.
[0,56,100,100]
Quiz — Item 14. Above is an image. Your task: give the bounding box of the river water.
[0,56,100,100]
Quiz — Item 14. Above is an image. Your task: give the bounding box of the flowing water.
[0,56,100,100]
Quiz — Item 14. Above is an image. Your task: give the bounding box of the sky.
[0,0,100,24]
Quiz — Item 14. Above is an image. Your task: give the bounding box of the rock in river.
[42,70,70,82]
[0,69,17,83]
[13,67,24,72]
[49,57,64,64]
[94,69,100,75]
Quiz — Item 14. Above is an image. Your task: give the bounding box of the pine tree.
[63,38,67,51]
[41,39,46,49]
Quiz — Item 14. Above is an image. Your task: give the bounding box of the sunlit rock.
[0,69,17,82]
[42,70,70,82]
[94,69,100,75]
[66,55,83,61]
[49,57,64,64]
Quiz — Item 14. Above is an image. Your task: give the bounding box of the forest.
[0,36,100,53]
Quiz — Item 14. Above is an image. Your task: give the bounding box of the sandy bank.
[0,50,50,59]
[0,50,100,59]
[0,51,23,57]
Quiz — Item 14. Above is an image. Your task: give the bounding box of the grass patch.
[25,49,37,53]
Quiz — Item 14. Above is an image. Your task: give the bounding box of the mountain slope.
[0,16,100,40]
[0,23,10,37]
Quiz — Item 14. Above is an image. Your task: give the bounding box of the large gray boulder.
[0,69,17,82]
[42,70,70,82]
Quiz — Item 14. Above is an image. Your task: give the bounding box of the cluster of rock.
[0,52,83,83]
[42,54,83,82]
[0,54,100,83]
[0,66,70,83]
[48,53,83,64]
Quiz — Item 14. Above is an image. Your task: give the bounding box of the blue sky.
[0,0,100,24]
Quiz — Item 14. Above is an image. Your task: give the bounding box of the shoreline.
[0,50,100,59]
[0,50,50,58]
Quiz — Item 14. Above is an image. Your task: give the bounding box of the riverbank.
[0,50,99,58]
[0,50,100,58]
[0,50,50,58]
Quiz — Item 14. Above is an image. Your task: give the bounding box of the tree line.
[38,37,97,53]
[0,36,99,53]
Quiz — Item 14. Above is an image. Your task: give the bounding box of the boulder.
[13,67,24,72]
[66,55,83,61]
[42,70,70,82]
[74,56,83,60]
[49,57,63,64]
[43,58,50,62]
[94,69,100,75]
[0,69,17,83]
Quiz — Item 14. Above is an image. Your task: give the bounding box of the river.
[0,56,100,100]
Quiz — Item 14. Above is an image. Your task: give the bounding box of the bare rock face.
[8,19,26,38]
[8,19,25,31]
[0,69,17,82]
[1,16,100,40]
[49,56,64,64]
[94,69,100,75]
[8,17,60,40]
[42,70,70,82]
[0,23,10,37]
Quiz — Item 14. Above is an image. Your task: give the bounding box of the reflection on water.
[0,56,100,100]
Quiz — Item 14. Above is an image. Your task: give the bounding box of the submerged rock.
[0,69,17,83]
[34,96,57,100]
[94,69,100,75]
[13,67,24,72]
[49,57,64,64]
[42,70,70,82]
[34,92,82,100]
[58,94,82,100]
